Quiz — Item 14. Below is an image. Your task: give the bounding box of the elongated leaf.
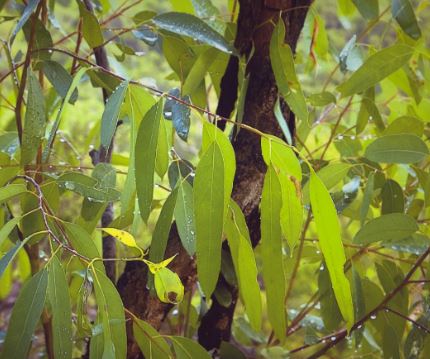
[392,0,421,40]
[143,255,177,274]
[149,188,178,263]
[164,88,191,141]
[360,172,374,225]
[153,12,233,54]
[174,180,196,255]
[194,142,224,297]
[261,136,302,181]
[0,184,27,204]
[78,2,104,48]
[279,173,303,252]
[270,20,308,123]
[170,336,211,359]
[309,171,354,329]
[354,213,418,245]
[0,269,48,359]
[225,201,262,331]
[101,81,129,151]
[57,172,120,202]
[337,44,414,97]
[21,71,46,165]
[365,134,429,164]
[90,269,126,359]
[135,99,163,222]
[10,0,41,44]
[133,319,172,359]
[48,256,72,359]
[260,165,286,341]
[183,48,218,95]
[155,117,171,178]
[302,163,351,204]
[0,216,21,247]
[42,61,78,103]
[352,0,379,19]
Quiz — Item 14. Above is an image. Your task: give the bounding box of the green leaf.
[360,172,374,225]
[381,179,404,214]
[133,319,172,359]
[0,184,27,204]
[352,0,379,19]
[364,134,429,164]
[78,2,104,48]
[155,117,171,178]
[153,12,234,54]
[10,0,41,44]
[183,48,218,95]
[23,19,53,60]
[100,81,129,151]
[194,141,225,297]
[135,99,163,222]
[318,263,343,331]
[170,336,211,359]
[302,163,351,204]
[42,61,78,104]
[0,216,21,248]
[90,269,126,359]
[274,97,293,145]
[57,172,121,202]
[383,116,424,136]
[260,165,286,341]
[279,173,303,252]
[48,256,73,359]
[308,92,336,107]
[270,20,308,123]
[309,170,354,329]
[21,71,46,165]
[354,213,418,245]
[174,179,196,255]
[392,0,421,40]
[261,136,302,181]
[225,201,262,331]
[337,44,414,97]
[149,188,178,263]
[154,267,184,304]
[0,269,48,359]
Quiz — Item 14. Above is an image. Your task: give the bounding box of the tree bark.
[117,0,311,356]
[198,0,311,350]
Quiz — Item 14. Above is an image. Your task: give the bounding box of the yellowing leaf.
[143,254,177,274]
[100,228,139,248]
[154,267,184,304]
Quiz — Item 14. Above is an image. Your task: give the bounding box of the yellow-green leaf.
[270,20,308,123]
[194,141,225,297]
[154,267,184,304]
[100,227,139,248]
[260,164,286,341]
[309,170,354,329]
[143,254,177,274]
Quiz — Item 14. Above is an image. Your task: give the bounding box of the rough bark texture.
[198,0,311,350]
[117,0,310,357]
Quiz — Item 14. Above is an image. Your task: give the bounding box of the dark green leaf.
[170,336,211,359]
[352,0,379,19]
[392,0,421,40]
[0,269,48,359]
[101,81,129,151]
[381,179,404,214]
[308,92,336,106]
[135,99,163,222]
[174,180,196,255]
[10,0,41,44]
[48,256,72,359]
[21,71,46,165]
[153,12,233,54]
[383,116,424,136]
[337,44,413,97]
[133,319,172,359]
[354,213,418,244]
[42,61,78,103]
[164,88,191,141]
[78,2,104,48]
[364,134,429,164]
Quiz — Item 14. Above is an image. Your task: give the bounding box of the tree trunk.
[198,0,311,350]
[117,0,310,357]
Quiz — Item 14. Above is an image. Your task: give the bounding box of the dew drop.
[370,314,377,320]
